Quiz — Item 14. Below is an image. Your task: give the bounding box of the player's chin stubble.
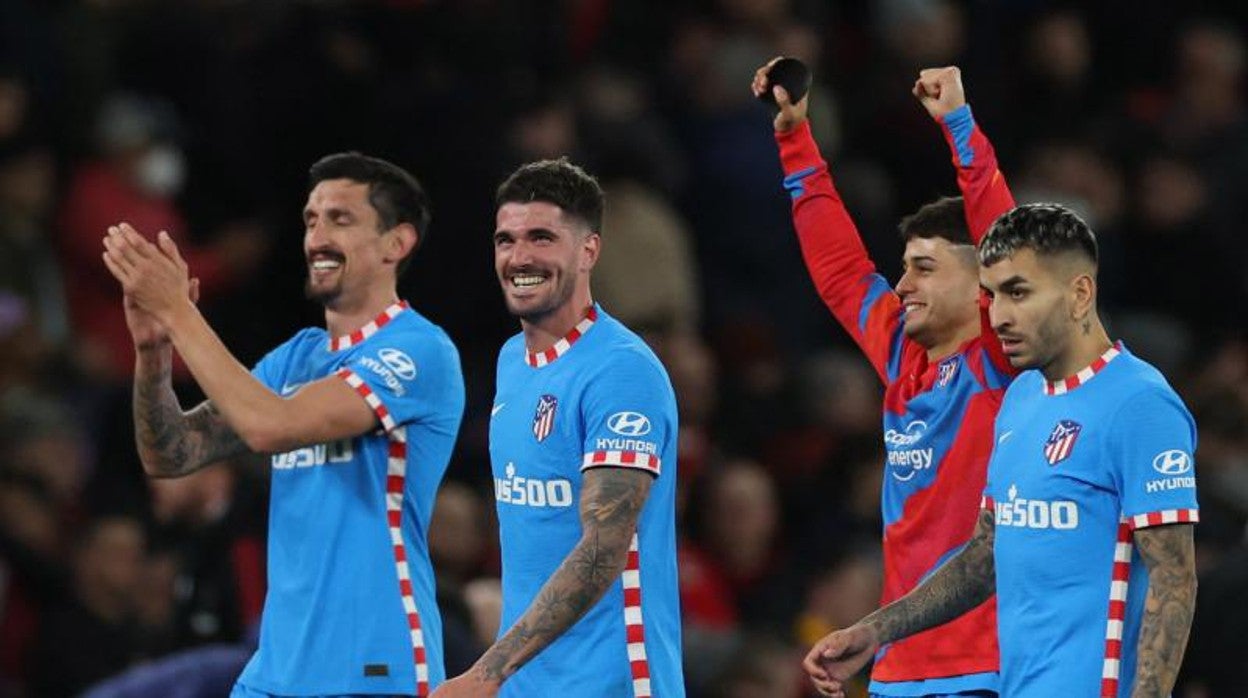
[304,277,341,306]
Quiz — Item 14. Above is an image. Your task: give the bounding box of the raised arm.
[1130,524,1197,698]
[803,507,997,696]
[106,223,380,456]
[754,58,901,382]
[913,66,1016,242]
[435,467,653,697]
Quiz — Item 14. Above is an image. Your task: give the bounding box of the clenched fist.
[913,66,967,120]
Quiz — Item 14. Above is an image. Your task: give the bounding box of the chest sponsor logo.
[936,356,959,388]
[494,462,574,508]
[885,420,933,481]
[1146,449,1195,493]
[532,394,557,442]
[378,348,417,380]
[607,411,652,436]
[357,349,414,397]
[1043,419,1082,465]
[995,484,1080,530]
[271,439,353,469]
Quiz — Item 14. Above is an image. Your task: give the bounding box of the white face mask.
[135,145,185,197]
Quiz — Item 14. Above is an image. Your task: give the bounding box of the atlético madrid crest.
[1043,419,1082,465]
[532,394,558,442]
[937,356,959,388]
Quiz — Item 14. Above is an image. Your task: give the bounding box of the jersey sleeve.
[939,105,1019,380]
[776,121,904,383]
[579,352,674,478]
[336,330,463,434]
[939,105,1016,243]
[1108,388,1200,530]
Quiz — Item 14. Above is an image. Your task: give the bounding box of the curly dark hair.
[979,203,1098,268]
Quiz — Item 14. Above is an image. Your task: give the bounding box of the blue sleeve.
[579,351,675,478]
[337,328,464,433]
[1110,388,1199,530]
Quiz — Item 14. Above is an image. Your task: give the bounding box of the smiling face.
[493,201,599,323]
[302,178,401,308]
[980,247,1080,371]
[894,236,981,352]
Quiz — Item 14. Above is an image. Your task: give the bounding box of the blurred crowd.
[0,1,1245,697]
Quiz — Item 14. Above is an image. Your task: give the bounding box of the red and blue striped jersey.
[777,106,1016,695]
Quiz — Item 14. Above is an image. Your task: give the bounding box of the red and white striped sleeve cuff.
[336,368,398,432]
[581,451,661,477]
[1128,509,1199,530]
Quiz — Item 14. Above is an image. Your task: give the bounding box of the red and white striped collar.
[525,306,598,368]
[1044,341,1123,395]
[328,300,408,351]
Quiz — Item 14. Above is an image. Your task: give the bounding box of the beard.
[305,275,342,307]
[1022,303,1073,371]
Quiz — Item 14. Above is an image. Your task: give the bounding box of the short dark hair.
[495,158,605,232]
[899,196,972,245]
[308,152,432,276]
[979,203,1098,268]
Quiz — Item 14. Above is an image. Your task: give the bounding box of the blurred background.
[0,0,1245,696]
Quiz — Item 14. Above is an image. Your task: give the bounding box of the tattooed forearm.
[1131,524,1197,698]
[134,349,249,477]
[473,467,653,683]
[864,508,997,644]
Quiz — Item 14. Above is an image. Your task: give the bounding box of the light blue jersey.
[984,343,1198,698]
[489,306,684,697]
[236,301,464,696]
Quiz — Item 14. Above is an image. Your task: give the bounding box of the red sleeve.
[776,121,903,383]
[939,105,1018,377]
[938,105,1016,244]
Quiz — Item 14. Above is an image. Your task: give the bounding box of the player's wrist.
[856,618,886,646]
[160,296,200,338]
[134,339,172,354]
[938,103,972,126]
[467,663,505,690]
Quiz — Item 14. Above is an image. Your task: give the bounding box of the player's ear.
[580,231,601,272]
[386,223,418,264]
[1070,272,1096,321]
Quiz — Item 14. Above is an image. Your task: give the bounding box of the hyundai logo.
[378,348,417,380]
[1152,449,1192,475]
[607,411,652,436]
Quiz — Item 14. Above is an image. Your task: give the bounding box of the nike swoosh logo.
[998,430,1014,445]
[491,403,506,417]
[281,382,305,396]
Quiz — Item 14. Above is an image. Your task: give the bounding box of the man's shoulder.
[365,308,460,361]
[587,311,667,372]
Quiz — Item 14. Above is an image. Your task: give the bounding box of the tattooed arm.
[1130,523,1197,698]
[804,507,996,696]
[134,346,251,478]
[433,468,652,696]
